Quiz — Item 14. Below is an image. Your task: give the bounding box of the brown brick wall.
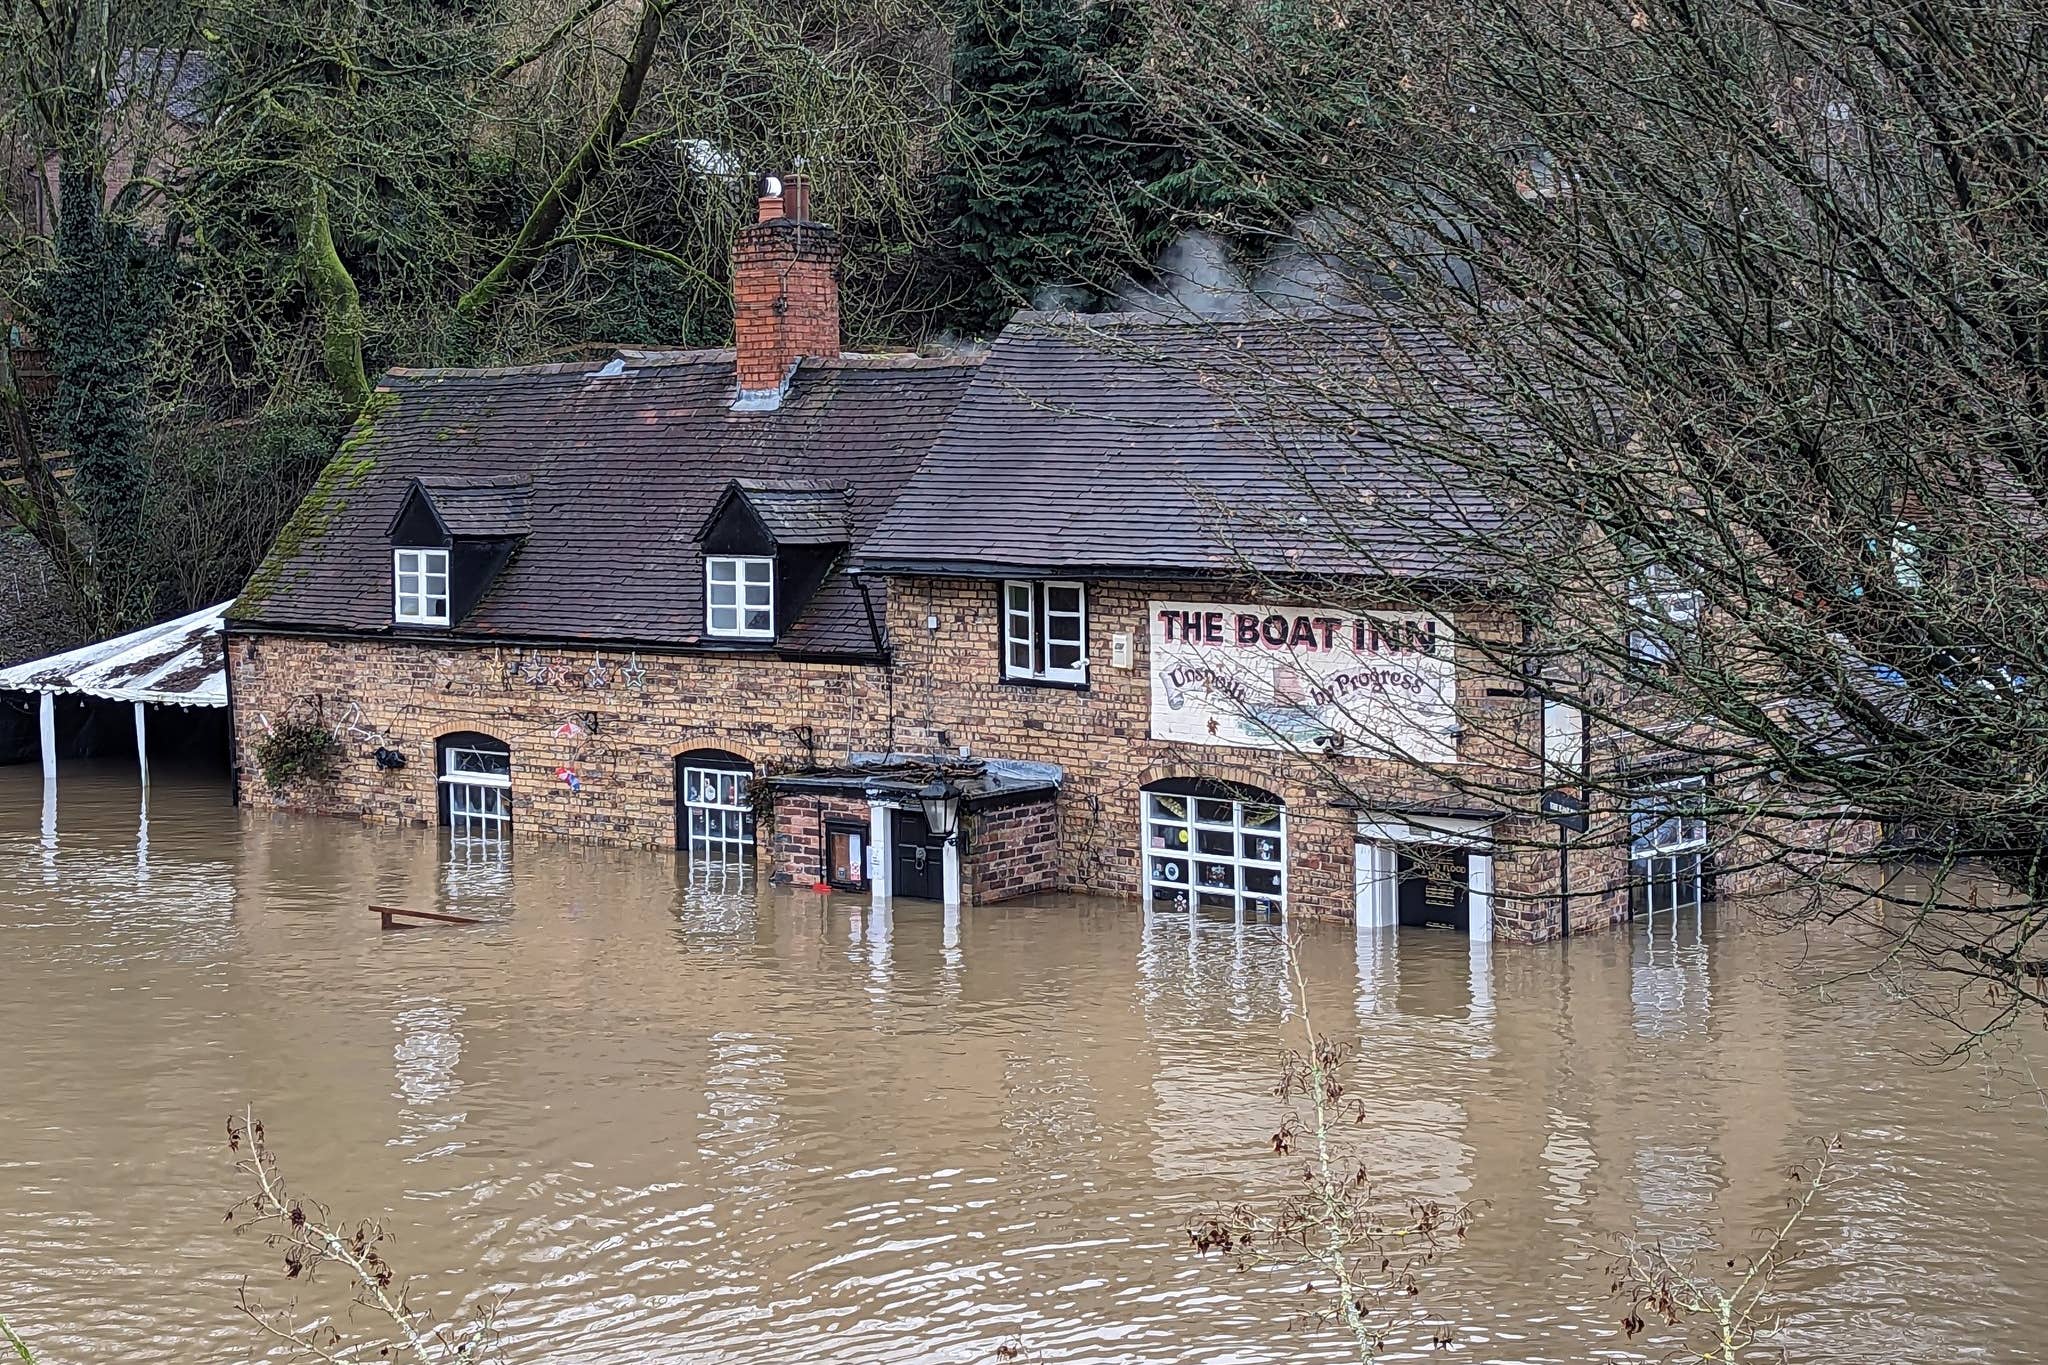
[880,577,1550,928]
[228,574,1597,935]
[226,632,882,852]
[769,792,870,887]
[965,797,1059,903]
[732,219,840,393]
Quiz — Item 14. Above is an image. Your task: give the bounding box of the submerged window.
[394,548,450,626]
[680,759,753,865]
[825,819,869,891]
[706,556,774,638]
[1002,580,1087,685]
[438,733,510,841]
[1143,779,1286,919]
[1629,775,1710,917]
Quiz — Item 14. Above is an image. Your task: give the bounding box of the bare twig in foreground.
[1188,936,1475,1361]
[226,1108,501,1363]
[1614,1136,1843,1363]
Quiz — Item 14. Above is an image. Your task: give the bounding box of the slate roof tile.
[854,314,1513,581]
[233,353,978,657]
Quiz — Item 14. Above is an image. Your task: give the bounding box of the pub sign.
[1148,601,1459,763]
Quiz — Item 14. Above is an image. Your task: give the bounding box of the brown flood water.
[2,763,2045,1364]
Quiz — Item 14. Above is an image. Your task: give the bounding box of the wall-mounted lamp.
[373,747,408,770]
[917,778,962,843]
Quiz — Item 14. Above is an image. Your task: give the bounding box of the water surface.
[1,764,2041,1363]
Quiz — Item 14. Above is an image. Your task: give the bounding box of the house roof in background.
[231,352,979,656]
[854,314,1514,581]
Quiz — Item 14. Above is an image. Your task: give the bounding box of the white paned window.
[1629,775,1709,918]
[1143,788,1286,919]
[1891,523,1923,591]
[707,556,774,638]
[394,548,450,626]
[1542,699,1585,781]
[1001,580,1087,685]
[683,765,754,864]
[441,743,510,841]
[1627,564,1700,664]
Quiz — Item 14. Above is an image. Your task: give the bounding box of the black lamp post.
[917,778,961,843]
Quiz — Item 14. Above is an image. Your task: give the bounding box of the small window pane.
[398,594,420,617]
[743,608,771,632]
[744,560,772,585]
[710,560,736,582]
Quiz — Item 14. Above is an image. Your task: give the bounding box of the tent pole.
[134,700,149,787]
[38,692,55,786]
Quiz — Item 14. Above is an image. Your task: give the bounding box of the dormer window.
[394,548,450,625]
[695,479,851,646]
[386,476,531,631]
[707,555,774,637]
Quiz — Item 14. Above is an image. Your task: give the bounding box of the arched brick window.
[1141,777,1286,919]
[437,731,510,841]
[676,748,754,864]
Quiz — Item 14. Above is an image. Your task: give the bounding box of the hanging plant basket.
[256,719,344,788]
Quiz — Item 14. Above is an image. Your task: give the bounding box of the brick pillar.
[732,179,841,408]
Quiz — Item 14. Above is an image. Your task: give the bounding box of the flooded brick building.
[227,180,1645,941]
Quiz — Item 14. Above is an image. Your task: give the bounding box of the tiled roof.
[232,352,979,657]
[406,475,534,539]
[855,314,1514,581]
[713,480,851,546]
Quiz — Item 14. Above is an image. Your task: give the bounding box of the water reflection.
[2,767,2046,1365]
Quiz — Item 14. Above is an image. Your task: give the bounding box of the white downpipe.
[133,701,149,787]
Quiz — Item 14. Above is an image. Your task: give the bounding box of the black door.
[1397,848,1470,932]
[892,808,945,901]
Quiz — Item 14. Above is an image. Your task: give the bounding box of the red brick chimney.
[732,174,840,410]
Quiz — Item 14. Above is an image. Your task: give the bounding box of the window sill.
[999,674,1091,693]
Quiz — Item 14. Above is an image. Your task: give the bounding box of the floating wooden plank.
[371,904,483,930]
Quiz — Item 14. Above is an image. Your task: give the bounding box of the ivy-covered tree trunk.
[453,0,671,324]
[40,160,175,632]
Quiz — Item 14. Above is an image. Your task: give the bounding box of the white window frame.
[1542,698,1586,781]
[1627,564,1701,664]
[1002,579,1087,685]
[440,743,510,841]
[682,764,754,865]
[1629,774,1709,917]
[1890,522,1923,591]
[394,547,451,626]
[706,556,775,639]
[1143,788,1286,919]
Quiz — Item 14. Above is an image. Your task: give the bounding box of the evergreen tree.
[942,0,1140,326]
